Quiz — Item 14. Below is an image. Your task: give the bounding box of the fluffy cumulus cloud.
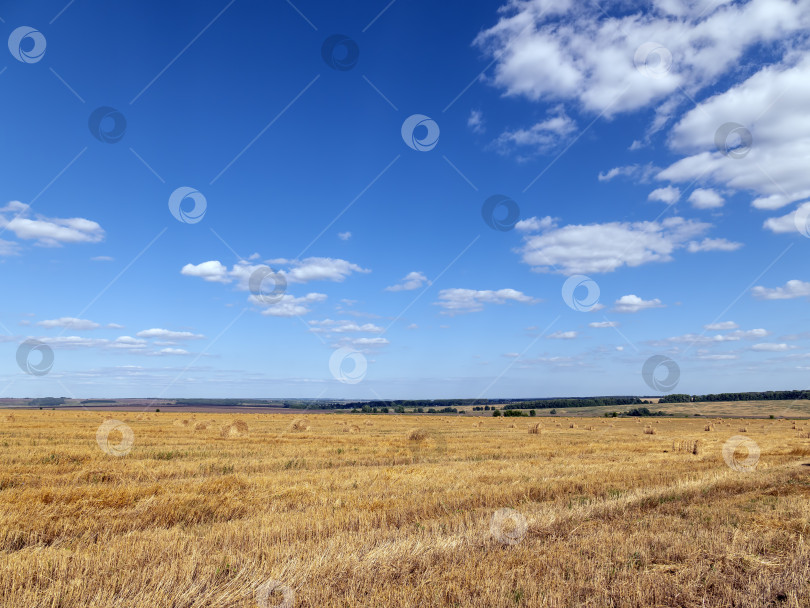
[494,105,576,154]
[704,321,739,331]
[762,202,810,234]
[688,188,724,209]
[589,321,618,328]
[475,0,810,118]
[659,54,810,213]
[612,294,664,313]
[182,257,369,287]
[515,216,556,233]
[37,317,101,330]
[515,216,731,274]
[182,257,370,317]
[248,293,328,317]
[0,201,104,250]
[648,186,680,204]
[435,288,538,314]
[752,280,810,300]
[385,271,429,292]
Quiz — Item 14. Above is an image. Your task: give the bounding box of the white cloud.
[763,202,810,234]
[474,0,810,118]
[686,238,742,253]
[435,288,538,314]
[136,329,204,340]
[183,257,369,287]
[704,321,738,330]
[659,54,810,211]
[612,294,664,313]
[154,348,190,356]
[751,280,810,300]
[648,186,680,204]
[494,105,576,154]
[338,231,352,241]
[515,216,556,233]
[589,321,618,328]
[517,217,710,274]
[548,330,577,339]
[181,260,230,283]
[91,256,114,262]
[385,271,428,292]
[37,317,100,330]
[309,319,383,334]
[252,293,328,317]
[352,337,389,347]
[688,188,724,209]
[468,109,485,133]
[0,201,104,247]
[751,343,795,352]
[598,164,658,182]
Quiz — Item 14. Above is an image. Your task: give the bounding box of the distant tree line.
[503,396,643,410]
[29,397,66,406]
[659,390,810,403]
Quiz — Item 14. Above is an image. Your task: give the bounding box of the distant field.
[522,399,810,419]
[1,410,808,607]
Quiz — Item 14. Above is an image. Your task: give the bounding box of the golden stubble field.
[0,410,808,608]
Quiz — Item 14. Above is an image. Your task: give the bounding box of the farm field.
[532,399,810,419]
[1,410,809,607]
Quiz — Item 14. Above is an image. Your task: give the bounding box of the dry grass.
[0,411,808,608]
[643,426,656,435]
[528,423,541,435]
[219,419,249,438]
[407,428,428,441]
[290,418,310,432]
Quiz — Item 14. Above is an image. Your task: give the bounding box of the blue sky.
[3,0,810,400]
